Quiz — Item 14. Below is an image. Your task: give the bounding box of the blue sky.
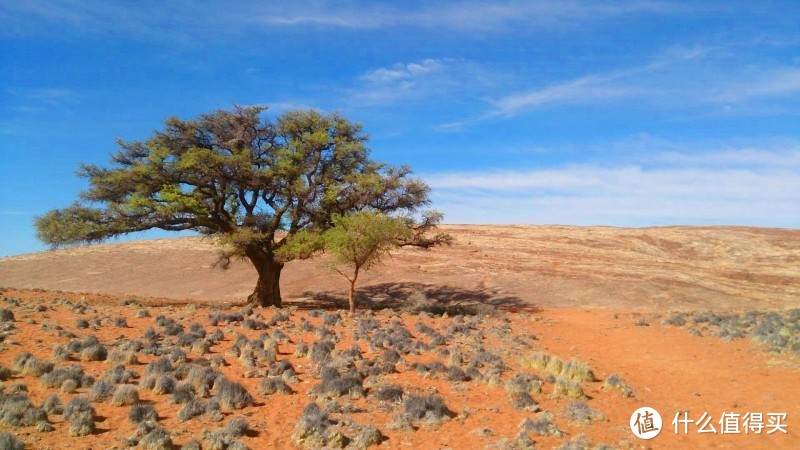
[1,1,800,256]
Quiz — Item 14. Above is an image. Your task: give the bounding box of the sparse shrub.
[145,358,175,376]
[36,420,54,432]
[323,312,343,327]
[172,382,195,404]
[89,380,116,402]
[13,353,54,377]
[662,313,687,326]
[386,412,414,431]
[111,384,139,406]
[354,424,385,447]
[506,374,543,395]
[313,371,364,399]
[403,395,453,423]
[8,383,28,394]
[180,440,201,450]
[564,401,605,425]
[215,378,253,410]
[139,425,173,450]
[519,412,564,437]
[40,394,63,415]
[114,317,129,328]
[75,319,90,329]
[39,364,89,389]
[295,343,309,358]
[135,309,151,318]
[562,358,595,382]
[108,348,139,366]
[61,379,78,393]
[511,391,540,412]
[0,366,11,381]
[552,378,586,399]
[447,346,464,366]
[104,364,138,384]
[67,410,95,437]
[129,404,158,424]
[79,344,108,362]
[153,375,177,395]
[374,384,404,403]
[602,374,634,397]
[177,398,205,422]
[292,402,331,449]
[309,340,334,363]
[258,377,293,396]
[52,344,70,361]
[0,432,24,450]
[0,309,15,322]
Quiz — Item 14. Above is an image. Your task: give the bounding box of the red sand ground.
[1,288,797,450]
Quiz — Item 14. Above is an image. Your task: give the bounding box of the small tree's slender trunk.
[348,267,359,314]
[246,248,283,307]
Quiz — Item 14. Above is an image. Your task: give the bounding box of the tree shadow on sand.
[293,282,539,313]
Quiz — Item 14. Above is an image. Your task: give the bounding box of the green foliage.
[33,105,438,306]
[323,211,410,275]
[34,106,430,257]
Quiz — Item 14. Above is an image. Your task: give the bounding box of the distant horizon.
[3,1,800,256]
[3,221,798,259]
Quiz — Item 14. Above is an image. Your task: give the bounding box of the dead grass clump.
[258,377,293,396]
[13,353,54,377]
[139,426,174,450]
[562,358,595,382]
[40,394,63,415]
[103,364,138,384]
[312,370,364,399]
[64,398,95,437]
[403,395,454,424]
[505,374,542,395]
[0,309,14,322]
[111,384,139,406]
[89,380,116,402]
[374,384,404,403]
[552,378,586,399]
[0,432,24,450]
[511,391,540,412]
[129,404,158,424]
[601,374,634,397]
[79,344,108,362]
[214,378,253,410]
[564,401,605,425]
[40,365,90,390]
[177,398,205,422]
[309,340,334,363]
[75,318,90,329]
[354,424,385,448]
[292,402,334,449]
[519,412,564,437]
[114,317,129,328]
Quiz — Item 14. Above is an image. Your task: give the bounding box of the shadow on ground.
[293,282,538,313]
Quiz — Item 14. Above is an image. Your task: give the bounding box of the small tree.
[326,212,408,313]
[34,106,436,307]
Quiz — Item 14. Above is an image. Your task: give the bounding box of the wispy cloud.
[346,58,495,107]
[488,45,712,117]
[425,139,800,227]
[257,1,688,32]
[1,0,690,40]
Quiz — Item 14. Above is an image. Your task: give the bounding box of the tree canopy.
[35,105,443,306]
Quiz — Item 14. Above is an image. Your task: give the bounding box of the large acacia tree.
[35,105,440,307]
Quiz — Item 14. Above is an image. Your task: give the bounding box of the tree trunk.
[348,279,356,314]
[246,248,284,307]
[348,268,359,314]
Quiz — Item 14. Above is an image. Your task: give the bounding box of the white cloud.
[257,1,687,32]
[424,142,800,227]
